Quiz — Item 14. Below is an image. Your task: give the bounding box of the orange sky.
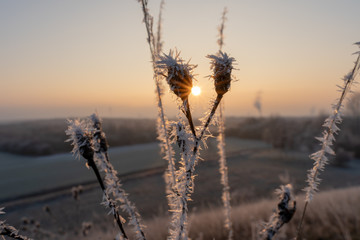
[1,1,360,121]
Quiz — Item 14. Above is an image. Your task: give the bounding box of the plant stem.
[185,94,223,196]
[196,94,223,147]
[218,103,233,240]
[87,159,128,240]
[295,202,308,240]
[296,50,360,240]
[1,227,32,240]
[183,98,197,138]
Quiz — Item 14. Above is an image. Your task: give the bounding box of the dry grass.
[122,186,360,240]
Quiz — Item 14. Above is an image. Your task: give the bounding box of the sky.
[1,0,360,121]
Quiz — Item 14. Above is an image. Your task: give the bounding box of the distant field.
[2,137,360,239]
[1,118,360,239]
[0,142,161,201]
[0,137,270,201]
[1,116,359,159]
[0,118,157,156]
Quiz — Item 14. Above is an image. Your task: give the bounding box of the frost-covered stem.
[215,8,233,239]
[296,48,360,240]
[261,184,296,240]
[174,165,190,240]
[197,94,223,147]
[0,226,31,240]
[65,119,128,239]
[168,95,223,240]
[1,208,32,240]
[139,0,156,63]
[91,162,128,239]
[96,151,146,240]
[217,103,233,240]
[182,94,223,198]
[138,0,178,206]
[183,98,197,138]
[91,115,146,240]
[168,126,195,240]
[87,155,128,239]
[218,7,227,51]
[156,0,164,55]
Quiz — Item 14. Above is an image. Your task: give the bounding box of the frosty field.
[0,137,270,202]
[2,134,360,239]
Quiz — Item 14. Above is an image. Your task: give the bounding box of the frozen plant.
[296,42,360,239]
[138,1,236,238]
[157,50,197,136]
[138,0,178,211]
[215,7,233,240]
[90,113,146,240]
[66,116,146,240]
[260,184,296,240]
[0,208,32,240]
[155,47,235,240]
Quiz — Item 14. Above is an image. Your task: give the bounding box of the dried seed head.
[157,50,196,101]
[81,222,93,236]
[261,184,296,240]
[90,113,108,153]
[208,51,235,96]
[65,119,94,161]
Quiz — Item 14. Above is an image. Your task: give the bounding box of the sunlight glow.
[191,86,201,96]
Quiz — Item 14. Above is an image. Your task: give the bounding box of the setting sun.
[191,86,201,96]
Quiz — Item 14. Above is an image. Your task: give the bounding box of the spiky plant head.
[208,51,235,96]
[89,113,108,153]
[65,119,94,161]
[157,50,196,101]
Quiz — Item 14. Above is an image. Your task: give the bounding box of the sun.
[191,86,201,96]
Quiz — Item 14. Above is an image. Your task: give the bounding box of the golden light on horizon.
[191,86,201,96]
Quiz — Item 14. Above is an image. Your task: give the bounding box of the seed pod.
[157,50,196,101]
[167,66,192,100]
[208,51,235,96]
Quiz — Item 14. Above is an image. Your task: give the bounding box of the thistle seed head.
[208,51,235,96]
[65,119,94,161]
[90,113,108,153]
[157,50,196,101]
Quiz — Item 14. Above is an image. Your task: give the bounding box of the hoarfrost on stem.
[261,184,296,240]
